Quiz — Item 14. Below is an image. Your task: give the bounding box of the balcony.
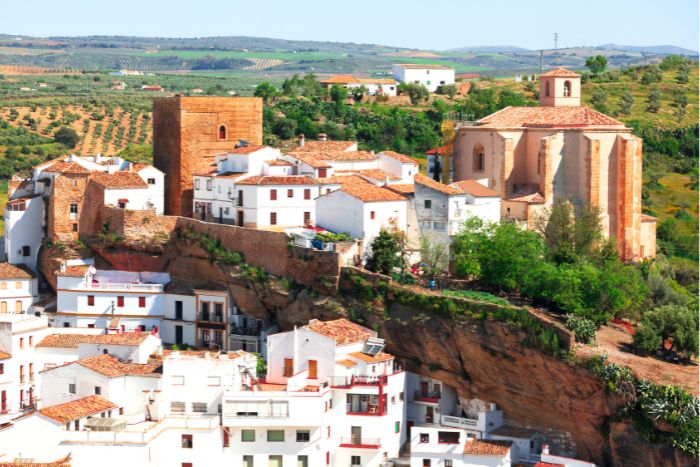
[197,312,224,323]
[201,340,224,350]
[413,390,441,404]
[339,437,381,449]
[346,404,387,417]
[231,325,262,336]
[441,414,478,429]
[330,375,388,388]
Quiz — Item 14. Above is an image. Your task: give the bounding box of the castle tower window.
[563,80,571,97]
[472,144,485,172]
[218,125,227,140]
[544,81,550,97]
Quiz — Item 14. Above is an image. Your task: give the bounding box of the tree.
[400,83,429,105]
[436,84,458,99]
[350,85,368,103]
[419,235,449,277]
[366,228,407,275]
[673,91,689,120]
[54,126,79,148]
[646,88,661,113]
[585,55,608,75]
[253,82,279,104]
[590,89,608,113]
[641,66,664,85]
[618,91,634,116]
[660,54,688,71]
[676,63,691,84]
[450,217,487,278]
[633,305,699,360]
[541,198,577,264]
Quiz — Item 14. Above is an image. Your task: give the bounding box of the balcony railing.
[346,405,387,416]
[339,437,381,449]
[331,375,388,388]
[413,390,441,403]
[198,312,224,323]
[441,414,478,429]
[84,282,164,292]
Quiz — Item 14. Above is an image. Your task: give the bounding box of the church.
[453,67,656,261]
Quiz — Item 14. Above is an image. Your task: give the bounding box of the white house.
[0,263,37,314]
[392,64,455,93]
[4,191,44,270]
[449,179,501,226]
[410,424,513,467]
[321,75,398,96]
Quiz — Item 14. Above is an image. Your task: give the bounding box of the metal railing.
[198,312,224,323]
[413,390,441,401]
[339,437,381,448]
[441,414,478,428]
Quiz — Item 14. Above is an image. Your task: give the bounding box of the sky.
[1,0,698,51]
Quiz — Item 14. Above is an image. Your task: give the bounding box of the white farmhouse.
[321,75,398,96]
[392,64,455,93]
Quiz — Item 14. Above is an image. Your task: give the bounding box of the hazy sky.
[2,0,698,51]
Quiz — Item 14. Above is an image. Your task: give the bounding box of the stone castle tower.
[152,96,263,216]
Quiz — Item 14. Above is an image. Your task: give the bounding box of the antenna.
[554,33,559,50]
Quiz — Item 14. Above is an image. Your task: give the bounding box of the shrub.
[566,315,597,344]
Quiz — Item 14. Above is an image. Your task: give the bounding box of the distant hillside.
[598,43,698,56]
[447,45,530,53]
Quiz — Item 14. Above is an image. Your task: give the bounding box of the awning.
[85,417,127,431]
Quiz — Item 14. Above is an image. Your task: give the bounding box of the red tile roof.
[451,179,500,197]
[380,150,419,165]
[463,439,512,456]
[37,332,150,349]
[44,161,90,175]
[265,159,293,166]
[415,174,463,195]
[336,175,407,202]
[287,150,376,169]
[76,354,161,378]
[0,262,35,279]
[541,67,580,77]
[228,144,269,155]
[641,214,657,222]
[236,176,321,186]
[387,184,415,195]
[336,359,358,367]
[340,169,401,182]
[426,145,450,156]
[91,172,148,189]
[304,318,374,345]
[56,265,91,277]
[40,395,117,423]
[348,351,394,363]
[477,106,624,128]
[293,141,357,153]
[322,74,360,84]
[508,190,545,204]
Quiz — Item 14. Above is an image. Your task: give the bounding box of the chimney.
[541,444,549,455]
[318,133,327,142]
[298,134,305,147]
[95,153,102,163]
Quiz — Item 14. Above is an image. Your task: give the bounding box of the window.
[175,300,183,320]
[303,212,310,225]
[303,188,311,200]
[243,455,254,467]
[326,452,330,465]
[351,456,361,466]
[192,402,207,413]
[472,143,485,172]
[147,178,156,185]
[267,430,285,442]
[370,211,375,220]
[138,296,146,308]
[395,421,400,433]
[298,456,308,467]
[283,358,293,377]
[241,430,256,442]
[400,391,404,401]
[432,222,446,232]
[69,383,76,394]
[318,168,327,178]
[181,434,193,448]
[424,199,432,209]
[15,282,21,290]
[545,81,550,97]
[438,431,460,444]
[94,386,102,395]
[218,125,227,140]
[270,212,277,225]
[422,460,431,467]
[237,190,244,206]
[420,433,430,443]
[182,464,192,467]
[19,338,24,349]
[117,296,124,307]
[444,461,452,467]
[563,80,571,97]
[270,189,277,201]
[287,189,293,198]
[0,363,3,375]
[308,360,317,379]
[269,455,282,467]
[296,430,310,442]
[195,179,201,190]
[69,203,78,218]
[0,283,5,290]
[206,180,212,191]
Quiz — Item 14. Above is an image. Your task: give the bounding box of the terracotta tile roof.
[348,351,394,363]
[541,67,580,77]
[490,425,540,438]
[641,214,658,222]
[357,78,397,85]
[322,74,360,84]
[236,176,321,186]
[130,163,152,172]
[37,332,150,349]
[287,150,376,169]
[76,354,161,378]
[56,265,90,277]
[477,106,624,128]
[337,175,407,202]
[336,359,358,367]
[340,169,401,182]
[463,439,512,456]
[451,179,500,197]
[256,382,287,392]
[415,174,463,196]
[0,262,35,279]
[395,63,453,70]
[43,161,90,175]
[387,184,415,195]
[228,144,269,155]
[304,318,374,345]
[380,150,419,165]
[265,159,293,166]
[0,351,11,360]
[0,454,72,466]
[426,145,450,156]
[508,190,545,204]
[293,141,357,153]
[91,172,148,189]
[40,395,116,423]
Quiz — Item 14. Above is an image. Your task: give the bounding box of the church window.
[218,125,227,140]
[563,80,571,97]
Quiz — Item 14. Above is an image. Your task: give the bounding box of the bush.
[633,305,699,360]
[566,315,597,344]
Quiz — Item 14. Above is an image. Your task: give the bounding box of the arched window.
[473,144,485,172]
[563,80,571,97]
[544,81,550,97]
[218,125,227,140]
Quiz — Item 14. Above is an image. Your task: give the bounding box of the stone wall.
[48,173,91,242]
[152,96,263,217]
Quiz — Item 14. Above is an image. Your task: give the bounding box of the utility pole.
[554,32,559,50]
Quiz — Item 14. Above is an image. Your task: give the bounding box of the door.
[308,360,317,379]
[351,426,362,445]
[426,406,434,424]
[0,302,6,313]
[175,325,183,345]
[219,206,224,224]
[237,210,244,227]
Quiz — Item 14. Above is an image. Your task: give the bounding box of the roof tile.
[304,318,374,345]
[477,106,624,128]
[91,172,148,189]
[463,439,512,456]
[415,174,464,195]
[40,395,116,423]
[0,263,35,279]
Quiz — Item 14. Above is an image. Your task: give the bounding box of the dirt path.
[575,322,698,395]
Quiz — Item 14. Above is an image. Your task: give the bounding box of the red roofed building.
[453,67,655,261]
